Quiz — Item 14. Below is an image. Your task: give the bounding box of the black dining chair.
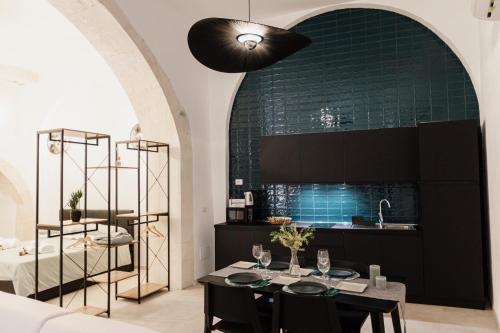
[272,291,343,333]
[330,259,370,333]
[204,282,272,333]
[272,290,369,333]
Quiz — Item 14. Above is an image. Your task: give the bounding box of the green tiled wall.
[229,8,479,223]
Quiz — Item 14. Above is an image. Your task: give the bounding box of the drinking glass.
[252,244,263,269]
[317,249,331,283]
[260,250,272,279]
[317,249,330,265]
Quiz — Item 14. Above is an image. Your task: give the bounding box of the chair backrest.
[272,291,342,333]
[205,282,263,332]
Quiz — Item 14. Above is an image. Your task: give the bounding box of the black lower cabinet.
[214,224,424,302]
[215,228,255,268]
[420,183,486,308]
[343,232,424,298]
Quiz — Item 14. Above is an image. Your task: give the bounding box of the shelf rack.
[114,139,170,303]
[35,128,114,317]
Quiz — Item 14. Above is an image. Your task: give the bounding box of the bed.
[0,210,135,300]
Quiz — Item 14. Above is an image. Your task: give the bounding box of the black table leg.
[391,307,402,333]
[370,312,385,333]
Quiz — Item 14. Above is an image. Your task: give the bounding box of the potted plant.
[68,190,83,222]
[270,223,315,277]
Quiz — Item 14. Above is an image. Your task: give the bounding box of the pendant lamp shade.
[188,18,311,73]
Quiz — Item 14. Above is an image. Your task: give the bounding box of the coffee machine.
[227,191,254,224]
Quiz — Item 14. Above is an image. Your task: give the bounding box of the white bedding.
[0,227,132,296]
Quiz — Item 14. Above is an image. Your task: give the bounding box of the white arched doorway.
[46,0,195,289]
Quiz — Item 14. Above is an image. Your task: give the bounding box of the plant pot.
[71,209,82,222]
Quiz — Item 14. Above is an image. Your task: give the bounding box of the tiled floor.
[49,281,499,333]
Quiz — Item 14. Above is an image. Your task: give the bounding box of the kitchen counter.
[216,222,421,233]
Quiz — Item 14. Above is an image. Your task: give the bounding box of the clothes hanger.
[150,225,165,238]
[66,236,98,249]
[142,225,164,238]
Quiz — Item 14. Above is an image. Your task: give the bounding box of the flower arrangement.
[270,223,315,251]
[270,223,315,276]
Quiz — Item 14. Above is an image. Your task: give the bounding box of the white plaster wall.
[0,190,17,238]
[114,0,216,278]
[0,0,137,239]
[480,19,500,324]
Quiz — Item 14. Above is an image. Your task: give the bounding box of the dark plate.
[329,267,355,278]
[227,272,262,285]
[267,261,289,271]
[288,281,328,295]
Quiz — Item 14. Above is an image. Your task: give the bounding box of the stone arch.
[48,0,194,288]
[0,161,33,240]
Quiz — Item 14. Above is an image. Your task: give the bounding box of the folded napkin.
[0,237,19,250]
[251,279,271,288]
[25,241,55,255]
[270,276,301,286]
[299,268,314,276]
[230,261,256,269]
[323,288,339,297]
[91,231,133,245]
[335,281,367,293]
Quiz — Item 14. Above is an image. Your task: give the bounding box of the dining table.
[198,264,405,333]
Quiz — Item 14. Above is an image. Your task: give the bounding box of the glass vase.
[289,248,301,277]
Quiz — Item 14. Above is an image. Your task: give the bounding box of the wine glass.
[317,249,330,283]
[260,250,272,279]
[252,244,263,269]
[317,249,330,264]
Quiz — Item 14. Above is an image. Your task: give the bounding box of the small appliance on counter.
[227,192,254,224]
[244,191,254,206]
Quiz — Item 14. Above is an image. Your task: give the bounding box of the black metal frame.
[35,128,112,316]
[115,139,170,303]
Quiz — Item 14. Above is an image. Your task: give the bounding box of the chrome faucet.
[378,199,391,229]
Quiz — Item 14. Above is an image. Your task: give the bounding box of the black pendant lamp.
[187,0,311,73]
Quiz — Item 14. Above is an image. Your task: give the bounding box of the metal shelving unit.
[35,128,115,317]
[114,139,170,303]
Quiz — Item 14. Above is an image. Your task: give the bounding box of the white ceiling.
[165,0,351,22]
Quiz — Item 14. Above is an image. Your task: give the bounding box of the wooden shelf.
[37,218,108,231]
[39,128,109,140]
[89,270,138,283]
[93,240,138,248]
[87,165,138,170]
[77,306,107,316]
[116,211,168,220]
[117,282,167,300]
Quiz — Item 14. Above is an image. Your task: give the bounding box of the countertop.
[215,221,421,233]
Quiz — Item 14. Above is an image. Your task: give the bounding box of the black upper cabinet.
[344,127,418,183]
[299,132,344,183]
[418,120,480,182]
[261,127,417,184]
[260,134,301,183]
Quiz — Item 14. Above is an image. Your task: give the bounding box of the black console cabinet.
[214,224,424,301]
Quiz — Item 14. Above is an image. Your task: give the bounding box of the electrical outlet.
[235,179,243,186]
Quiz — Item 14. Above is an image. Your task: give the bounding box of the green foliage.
[270,223,315,251]
[68,190,83,210]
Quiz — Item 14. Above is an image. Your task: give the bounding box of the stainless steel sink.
[382,223,417,230]
[351,223,417,230]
